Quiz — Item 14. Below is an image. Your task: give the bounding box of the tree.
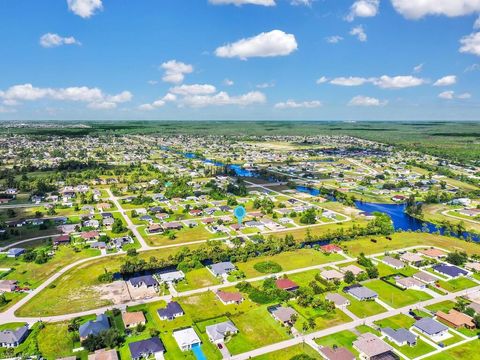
[366,266,379,279]
[344,271,355,284]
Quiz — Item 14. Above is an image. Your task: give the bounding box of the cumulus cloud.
[350,25,367,42]
[433,75,457,86]
[372,75,425,88]
[348,95,387,106]
[327,75,426,88]
[67,0,103,18]
[170,84,217,95]
[413,63,424,73]
[160,60,193,84]
[439,91,471,99]
[223,79,234,86]
[391,0,480,19]
[346,0,380,22]
[40,33,81,48]
[460,32,480,56]
[139,93,176,110]
[290,0,313,6]
[475,15,480,29]
[256,82,275,88]
[0,83,132,109]
[330,77,369,86]
[325,35,343,44]
[274,100,321,109]
[209,0,275,6]
[182,91,266,107]
[215,30,298,60]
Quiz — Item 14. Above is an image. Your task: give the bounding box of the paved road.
[0,234,62,251]
[106,188,152,250]
[229,285,480,360]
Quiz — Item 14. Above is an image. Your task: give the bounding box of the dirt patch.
[93,281,132,304]
[126,282,158,300]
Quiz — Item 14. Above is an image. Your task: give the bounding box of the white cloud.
[208,0,275,6]
[346,0,380,22]
[223,79,234,86]
[372,75,425,88]
[138,93,176,111]
[88,101,116,109]
[465,63,480,72]
[147,80,158,85]
[316,76,328,84]
[40,33,81,48]
[215,30,298,60]
[0,106,16,114]
[290,0,313,6]
[67,0,103,18]
[391,0,480,19]
[439,91,472,99]
[274,99,322,109]
[330,77,369,86]
[348,95,387,106]
[0,83,132,109]
[475,15,480,29]
[325,35,343,44]
[438,91,455,99]
[181,91,266,108]
[160,60,193,84]
[138,104,155,111]
[460,32,480,56]
[170,84,217,95]
[433,75,457,86]
[350,25,367,42]
[413,63,424,73]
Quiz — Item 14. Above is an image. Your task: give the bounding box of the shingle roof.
[210,262,236,276]
[205,321,238,342]
[79,314,110,338]
[157,301,184,319]
[381,327,417,345]
[414,317,448,335]
[433,264,468,278]
[128,337,165,359]
[0,325,28,345]
[129,275,158,287]
[345,285,377,299]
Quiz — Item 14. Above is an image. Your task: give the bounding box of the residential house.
[209,261,236,277]
[122,311,146,329]
[341,264,365,276]
[396,276,426,290]
[157,301,184,321]
[413,318,449,341]
[128,338,165,360]
[465,262,480,272]
[87,349,119,360]
[381,327,417,347]
[326,293,350,308]
[7,248,25,258]
[353,333,398,360]
[205,321,238,344]
[158,270,185,284]
[269,306,298,325]
[400,252,424,266]
[321,269,344,281]
[319,346,355,360]
[344,285,378,301]
[79,314,110,341]
[172,328,201,351]
[129,275,158,290]
[413,271,437,285]
[0,325,28,348]
[418,248,446,259]
[216,290,244,305]
[433,264,468,278]
[0,280,17,293]
[275,278,299,292]
[53,234,71,246]
[162,222,183,231]
[382,256,405,269]
[436,309,476,329]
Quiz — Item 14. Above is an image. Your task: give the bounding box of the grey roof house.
[79,314,110,340]
[157,301,184,320]
[210,261,236,277]
[129,337,165,360]
[0,325,28,348]
[381,327,417,347]
[344,285,378,301]
[414,318,448,338]
[205,321,238,344]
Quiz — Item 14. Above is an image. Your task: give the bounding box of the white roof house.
[172,328,201,351]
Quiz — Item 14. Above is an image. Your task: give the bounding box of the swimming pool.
[192,343,207,360]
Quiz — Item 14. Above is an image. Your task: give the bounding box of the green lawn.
[37,322,80,359]
[438,277,478,292]
[236,249,344,278]
[363,279,432,308]
[424,339,480,360]
[389,338,436,358]
[425,300,456,314]
[314,329,359,355]
[174,268,221,292]
[290,299,352,333]
[342,292,387,318]
[374,314,415,330]
[227,306,292,355]
[252,343,322,360]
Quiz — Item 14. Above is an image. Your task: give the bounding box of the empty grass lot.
[314,329,359,355]
[236,249,344,278]
[424,339,480,360]
[174,268,221,292]
[363,279,432,308]
[290,299,352,332]
[342,292,387,318]
[252,343,322,360]
[437,277,478,292]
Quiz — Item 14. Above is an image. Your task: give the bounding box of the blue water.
[192,344,207,360]
[295,185,479,242]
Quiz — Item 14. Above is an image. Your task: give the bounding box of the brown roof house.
[319,346,355,360]
[216,290,244,305]
[436,309,476,329]
[353,333,398,360]
[122,311,146,329]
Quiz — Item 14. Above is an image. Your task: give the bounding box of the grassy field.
[16,244,203,317]
[342,232,480,257]
[236,249,344,278]
[252,343,322,360]
[314,329,359,355]
[374,314,415,329]
[363,279,432,308]
[174,268,221,292]
[343,292,387,318]
[424,339,480,360]
[37,322,80,359]
[438,277,478,292]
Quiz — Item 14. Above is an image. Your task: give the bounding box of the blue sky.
[1,0,480,121]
